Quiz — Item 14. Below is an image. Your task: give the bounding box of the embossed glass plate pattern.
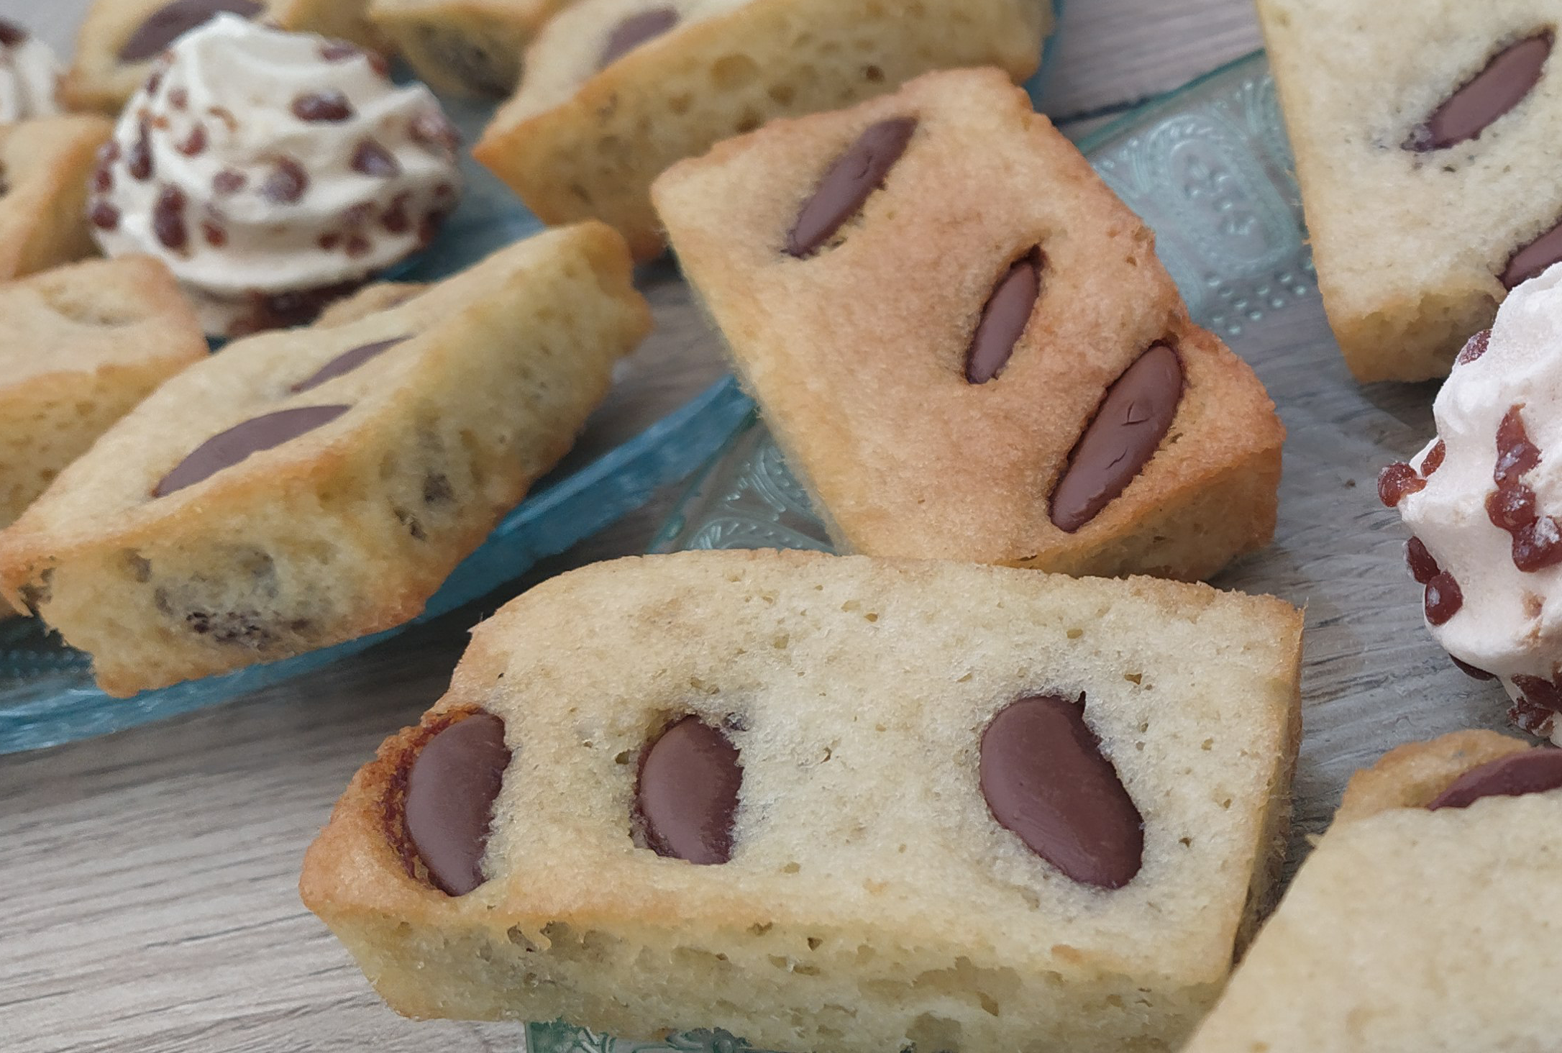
[0,95,753,754]
[546,47,1521,1053]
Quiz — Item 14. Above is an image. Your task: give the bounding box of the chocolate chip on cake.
[635,716,743,865]
[786,117,918,258]
[404,711,512,896]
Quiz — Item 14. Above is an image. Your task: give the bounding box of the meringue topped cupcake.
[87,14,462,337]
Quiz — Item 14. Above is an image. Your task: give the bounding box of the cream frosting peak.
[1396,261,1562,739]
[89,15,461,336]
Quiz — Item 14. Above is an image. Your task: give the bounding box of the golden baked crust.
[652,68,1285,580]
[270,0,395,52]
[0,117,113,280]
[0,223,649,695]
[313,280,429,327]
[0,256,206,531]
[1333,729,1530,822]
[302,550,1304,1053]
[1183,730,1562,1053]
[368,0,573,97]
[475,0,1053,259]
[1256,0,1562,382]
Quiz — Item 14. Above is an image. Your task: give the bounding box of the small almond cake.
[302,550,1305,1053]
[652,69,1285,581]
[0,223,649,696]
[368,0,576,98]
[1257,0,1562,382]
[474,0,1054,260]
[67,0,390,113]
[0,116,114,280]
[1184,730,1562,1052]
[0,257,206,613]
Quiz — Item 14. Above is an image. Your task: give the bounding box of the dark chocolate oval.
[1408,32,1553,152]
[966,249,1043,384]
[786,117,918,258]
[118,0,265,62]
[598,7,678,69]
[1503,216,1562,289]
[979,694,1144,889]
[153,404,349,497]
[1427,748,1562,810]
[0,19,27,48]
[405,712,512,896]
[636,717,742,865]
[291,336,411,393]
[1049,343,1184,533]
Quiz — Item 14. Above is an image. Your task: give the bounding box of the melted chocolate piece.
[405,712,511,896]
[979,695,1144,889]
[786,118,918,258]
[1424,571,1464,625]
[1503,217,1562,289]
[0,19,27,48]
[153,185,188,250]
[1050,343,1184,533]
[1452,656,1498,681]
[291,90,354,123]
[351,140,400,178]
[1408,33,1553,152]
[292,336,411,393]
[1377,461,1426,507]
[1406,536,1440,584]
[1457,329,1492,365]
[90,201,122,231]
[153,405,349,497]
[966,249,1043,384]
[635,717,742,865]
[598,8,679,69]
[1421,440,1447,477]
[1487,406,1562,571]
[261,157,309,204]
[118,0,264,63]
[1427,748,1562,810]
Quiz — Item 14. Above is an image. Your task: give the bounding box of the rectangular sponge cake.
[302,550,1304,1053]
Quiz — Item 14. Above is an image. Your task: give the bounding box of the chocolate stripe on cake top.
[291,335,412,393]
[786,117,918,258]
[404,712,512,896]
[1503,216,1562,289]
[1407,31,1553,152]
[1050,343,1184,533]
[598,7,679,70]
[119,0,265,63]
[152,404,349,497]
[980,694,1144,889]
[966,248,1043,385]
[635,716,742,865]
[1427,748,1562,810]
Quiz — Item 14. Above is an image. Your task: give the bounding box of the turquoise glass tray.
[537,46,1520,1053]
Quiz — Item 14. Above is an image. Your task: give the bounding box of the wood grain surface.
[0,3,1266,1051]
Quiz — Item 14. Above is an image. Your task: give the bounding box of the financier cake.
[0,116,114,280]
[367,0,576,97]
[0,257,207,613]
[1256,0,1562,381]
[652,68,1286,581]
[474,0,1054,259]
[1183,730,1562,1053]
[0,223,650,696]
[301,550,1305,1053]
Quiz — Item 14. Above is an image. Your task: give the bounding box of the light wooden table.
[0,4,1263,1051]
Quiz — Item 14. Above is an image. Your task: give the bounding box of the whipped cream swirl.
[1390,261,1562,741]
[0,20,61,121]
[88,15,461,336]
